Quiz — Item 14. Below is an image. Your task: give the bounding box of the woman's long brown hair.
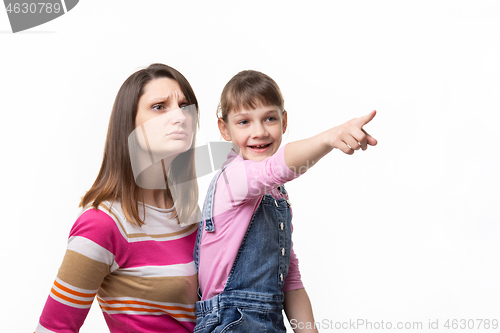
[80,64,199,226]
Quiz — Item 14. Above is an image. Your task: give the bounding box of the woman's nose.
[171,106,187,124]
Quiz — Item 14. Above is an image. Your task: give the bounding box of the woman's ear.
[282,110,288,134]
[218,118,232,141]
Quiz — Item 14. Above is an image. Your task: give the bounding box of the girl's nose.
[251,122,268,138]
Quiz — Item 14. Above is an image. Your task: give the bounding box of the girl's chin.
[243,150,275,161]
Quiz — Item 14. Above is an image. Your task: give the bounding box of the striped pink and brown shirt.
[36,201,199,333]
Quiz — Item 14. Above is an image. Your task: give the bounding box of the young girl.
[194,70,377,332]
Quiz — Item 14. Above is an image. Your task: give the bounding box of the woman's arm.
[36,209,118,332]
[284,288,319,333]
[36,250,106,332]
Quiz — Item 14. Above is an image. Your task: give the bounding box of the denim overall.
[193,166,292,333]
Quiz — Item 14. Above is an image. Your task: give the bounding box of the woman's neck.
[136,157,175,209]
[141,189,174,209]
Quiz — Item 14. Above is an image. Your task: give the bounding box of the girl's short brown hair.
[217,70,284,121]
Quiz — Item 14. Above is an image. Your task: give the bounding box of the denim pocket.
[220,307,271,333]
[194,308,219,333]
[220,308,244,333]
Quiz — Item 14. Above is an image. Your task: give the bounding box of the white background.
[1,1,499,332]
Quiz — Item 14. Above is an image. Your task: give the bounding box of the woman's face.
[134,77,195,161]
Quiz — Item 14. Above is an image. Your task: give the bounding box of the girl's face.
[134,78,195,159]
[218,104,287,161]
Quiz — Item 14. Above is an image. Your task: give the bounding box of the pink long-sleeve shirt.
[198,144,304,301]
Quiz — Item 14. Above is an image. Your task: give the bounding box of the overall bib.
[193,166,292,333]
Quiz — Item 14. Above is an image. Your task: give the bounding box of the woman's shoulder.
[70,201,125,240]
[74,201,198,243]
[67,202,126,265]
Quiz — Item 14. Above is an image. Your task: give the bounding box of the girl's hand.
[327,110,377,154]
[285,110,377,173]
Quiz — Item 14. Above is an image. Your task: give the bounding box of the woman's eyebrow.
[148,97,169,104]
[148,91,187,104]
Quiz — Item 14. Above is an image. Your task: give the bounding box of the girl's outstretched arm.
[284,288,318,333]
[284,110,377,173]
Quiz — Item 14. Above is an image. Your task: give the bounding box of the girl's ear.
[281,110,288,134]
[218,118,232,141]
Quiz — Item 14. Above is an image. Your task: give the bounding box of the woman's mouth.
[167,131,188,139]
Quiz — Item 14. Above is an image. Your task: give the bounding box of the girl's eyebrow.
[234,108,279,117]
[264,109,279,115]
[232,111,249,119]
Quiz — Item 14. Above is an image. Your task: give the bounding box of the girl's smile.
[248,142,272,152]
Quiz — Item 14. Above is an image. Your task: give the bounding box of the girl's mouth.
[248,143,272,153]
[248,143,271,149]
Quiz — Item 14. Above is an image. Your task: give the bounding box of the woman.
[36,64,201,332]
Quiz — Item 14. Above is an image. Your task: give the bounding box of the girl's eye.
[237,120,249,125]
[266,117,277,122]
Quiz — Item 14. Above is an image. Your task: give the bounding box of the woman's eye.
[152,104,165,111]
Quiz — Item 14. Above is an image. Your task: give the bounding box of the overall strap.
[194,165,228,270]
[200,165,228,232]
